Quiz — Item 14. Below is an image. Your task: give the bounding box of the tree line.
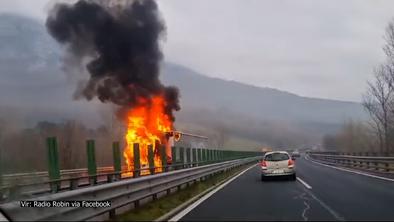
[0,119,125,173]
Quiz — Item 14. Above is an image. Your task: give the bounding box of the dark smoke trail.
[46,0,180,121]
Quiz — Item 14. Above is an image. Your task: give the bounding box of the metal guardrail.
[0,166,124,201]
[307,152,394,172]
[0,157,254,203]
[2,166,116,185]
[0,156,260,221]
[0,137,262,203]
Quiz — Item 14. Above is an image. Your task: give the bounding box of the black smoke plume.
[46,0,180,121]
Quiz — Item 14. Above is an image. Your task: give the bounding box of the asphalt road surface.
[179,155,394,221]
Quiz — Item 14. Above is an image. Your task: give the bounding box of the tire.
[261,174,266,181]
[290,173,296,181]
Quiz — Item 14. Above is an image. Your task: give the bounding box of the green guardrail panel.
[179,147,185,167]
[133,143,141,177]
[160,144,167,172]
[47,137,60,181]
[148,145,155,175]
[86,140,97,177]
[112,142,121,173]
[186,147,191,167]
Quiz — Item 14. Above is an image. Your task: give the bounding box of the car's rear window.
[265,153,289,161]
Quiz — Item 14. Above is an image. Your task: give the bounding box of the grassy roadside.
[111,162,256,221]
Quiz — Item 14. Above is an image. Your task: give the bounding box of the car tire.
[261,174,266,181]
[290,174,296,181]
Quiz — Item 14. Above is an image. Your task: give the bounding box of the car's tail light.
[288,159,294,168]
[261,160,267,170]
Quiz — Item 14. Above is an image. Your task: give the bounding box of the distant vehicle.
[261,147,273,152]
[291,150,301,158]
[260,151,296,181]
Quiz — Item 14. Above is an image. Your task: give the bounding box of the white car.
[260,151,296,181]
[292,150,301,158]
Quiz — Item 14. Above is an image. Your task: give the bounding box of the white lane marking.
[304,189,345,221]
[305,155,394,183]
[169,164,257,221]
[296,177,312,189]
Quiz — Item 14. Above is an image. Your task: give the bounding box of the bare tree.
[360,19,394,154]
[362,64,394,153]
[383,20,394,62]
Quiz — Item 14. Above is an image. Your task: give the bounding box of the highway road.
[176,155,394,221]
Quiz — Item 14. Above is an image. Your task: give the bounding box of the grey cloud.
[2,0,394,101]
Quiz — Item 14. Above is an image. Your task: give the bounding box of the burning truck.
[122,95,208,173]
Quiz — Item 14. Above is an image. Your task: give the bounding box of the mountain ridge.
[0,13,368,148]
[163,62,360,104]
[161,63,367,125]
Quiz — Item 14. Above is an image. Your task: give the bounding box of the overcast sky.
[2,0,394,102]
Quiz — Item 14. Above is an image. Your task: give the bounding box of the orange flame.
[123,95,173,175]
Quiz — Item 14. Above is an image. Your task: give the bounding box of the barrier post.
[112,142,121,180]
[148,145,155,175]
[47,137,60,192]
[133,143,141,177]
[86,140,97,185]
